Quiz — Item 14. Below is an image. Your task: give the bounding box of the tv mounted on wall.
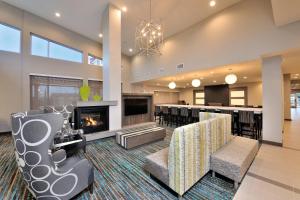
[124,98,148,116]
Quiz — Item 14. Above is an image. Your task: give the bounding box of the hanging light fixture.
[225,74,237,84]
[135,0,164,56]
[168,82,176,89]
[192,79,201,87]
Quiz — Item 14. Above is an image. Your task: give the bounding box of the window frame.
[230,87,248,106]
[88,53,103,67]
[30,33,83,63]
[29,74,84,109]
[0,22,22,54]
[193,90,205,105]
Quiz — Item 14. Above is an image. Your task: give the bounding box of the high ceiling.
[142,60,262,88]
[271,0,300,26]
[3,0,241,56]
[141,50,300,89]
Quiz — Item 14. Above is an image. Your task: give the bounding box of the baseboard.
[262,140,283,147]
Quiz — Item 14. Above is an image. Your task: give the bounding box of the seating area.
[1,0,300,199]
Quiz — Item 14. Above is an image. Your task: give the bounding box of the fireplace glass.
[74,106,109,134]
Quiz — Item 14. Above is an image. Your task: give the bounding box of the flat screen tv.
[124,98,148,116]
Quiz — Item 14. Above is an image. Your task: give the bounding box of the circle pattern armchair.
[11,112,94,200]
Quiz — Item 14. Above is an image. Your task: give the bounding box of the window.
[0,23,21,53]
[30,75,83,109]
[194,90,205,105]
[88,54,103,66]
[88,80,103,100]
[230,87,247,106]
[31,34,83,63]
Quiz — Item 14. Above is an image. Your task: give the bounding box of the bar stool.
[162,106,170,126]
[179,107,189,126]
[239,110,257,139]
[254,113,263,141]
[154,106,162,124]
[191,108,200,123]
[171,107,179,127]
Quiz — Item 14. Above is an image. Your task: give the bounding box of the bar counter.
[157,104,262,114]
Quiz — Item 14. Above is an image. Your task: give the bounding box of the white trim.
[29,73,84,80]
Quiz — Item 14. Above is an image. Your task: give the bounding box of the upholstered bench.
[211,136,259,189]
[116,125,166,149]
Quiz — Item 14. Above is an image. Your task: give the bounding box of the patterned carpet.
[0,129,236,200]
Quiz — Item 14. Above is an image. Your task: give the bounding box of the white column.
[103,5,122,130]
[262,56,284,144]
[283,74,291,120]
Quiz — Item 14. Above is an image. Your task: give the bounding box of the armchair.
[11,112,94,199]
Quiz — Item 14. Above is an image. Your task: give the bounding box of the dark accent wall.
[204,85,229,106]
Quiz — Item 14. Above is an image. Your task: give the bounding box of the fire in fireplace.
[74,106,109,134]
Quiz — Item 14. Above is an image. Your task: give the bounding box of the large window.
[31,34,83,63]
[88,80,103,100]
[88,54,103,66]
[194,90,205,105]
[30,75,83,109]
[0,23,21,53]
[230,87,247,106]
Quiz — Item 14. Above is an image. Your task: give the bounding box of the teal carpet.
[0,130,236,200]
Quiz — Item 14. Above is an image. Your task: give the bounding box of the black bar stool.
[154,106,162,124]
[239,110,257,139]
[254,113,263,141]
[191,108,200,123]
[162,106,170,126]
[171,107,179,127]
[179,107,189,126]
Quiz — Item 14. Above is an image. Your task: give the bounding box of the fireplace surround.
[74,106,109,134]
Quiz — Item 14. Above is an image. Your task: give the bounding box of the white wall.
[130,0,300,83]
[0,2,131,132]
[178,82,263,106]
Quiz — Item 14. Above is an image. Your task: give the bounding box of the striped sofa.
[116,124,166,149]
[145,113,233,196]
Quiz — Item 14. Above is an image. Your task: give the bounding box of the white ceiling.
[3,0,241,55]
[141,50,300,89]
[271,0,300,26]
[142,60,262,88]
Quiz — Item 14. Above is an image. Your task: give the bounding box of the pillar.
[103,5,122,130]
[283,74,291,120]
[262,56,283,145]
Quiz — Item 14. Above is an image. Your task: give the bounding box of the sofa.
[144,112,233,196]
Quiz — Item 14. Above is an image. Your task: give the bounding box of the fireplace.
[74,106,109,134]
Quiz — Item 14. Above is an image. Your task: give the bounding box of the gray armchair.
[11,112,94,199]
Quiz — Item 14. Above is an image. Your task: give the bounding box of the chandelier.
[135,0,164,56]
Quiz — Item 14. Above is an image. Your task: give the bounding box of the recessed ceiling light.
[129,48,133,52]
[213,80,217,83]
[209,0,216,7]
[98,33,103,38]
[55,12,61,17]
[122,7,127,12]
[243,76,248,79]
